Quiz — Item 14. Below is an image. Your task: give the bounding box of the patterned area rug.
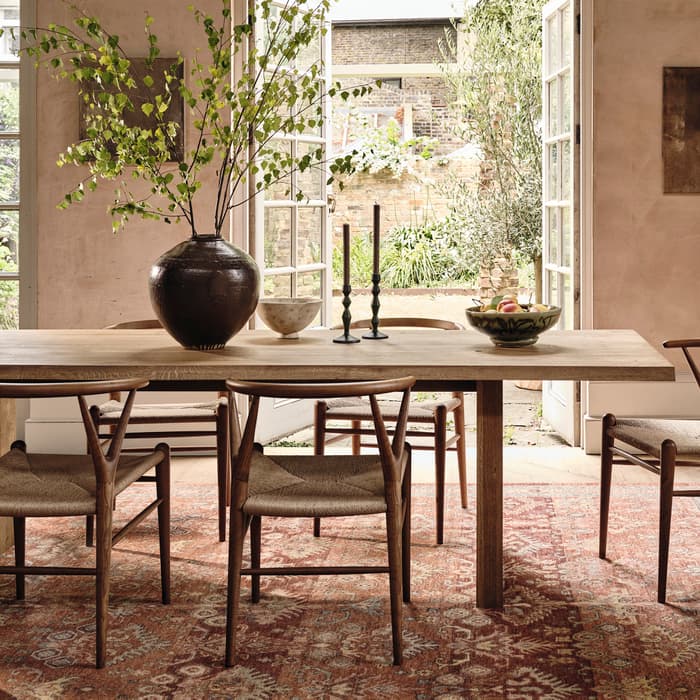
[0,483,698,699]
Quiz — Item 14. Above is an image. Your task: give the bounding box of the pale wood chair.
[0,378,170,668]
[89,319,230,541]
[600,338,700,602]
[224,376,415,667]
[314,317,468,544]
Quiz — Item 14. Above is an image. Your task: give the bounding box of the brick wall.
[333,81,463,155]
[331,21,462,154]
[331,156,477,241]
[330,156,520,297]
[332,23,456,65]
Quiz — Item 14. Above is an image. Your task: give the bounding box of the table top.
[0,328,675,384]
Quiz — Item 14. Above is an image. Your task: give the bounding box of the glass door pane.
[542,0,579,445]
[253,0,332,441]
[0,5,19,329]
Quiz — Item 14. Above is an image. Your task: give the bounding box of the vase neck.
[192,232,222,241]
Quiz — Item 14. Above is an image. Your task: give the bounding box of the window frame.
[17,0,36,328]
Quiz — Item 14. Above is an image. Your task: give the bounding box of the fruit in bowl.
[465,296,561,347]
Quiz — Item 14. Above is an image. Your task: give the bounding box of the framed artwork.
[79,58,184,162]
[663,66,700,193]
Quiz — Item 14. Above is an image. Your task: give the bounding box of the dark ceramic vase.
[149,234,260,350]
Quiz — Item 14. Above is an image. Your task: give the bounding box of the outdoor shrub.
[380,218,478,288]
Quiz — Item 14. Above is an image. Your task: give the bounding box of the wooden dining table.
[0,326,675,608]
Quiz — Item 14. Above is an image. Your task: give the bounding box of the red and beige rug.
[0,483,698,699]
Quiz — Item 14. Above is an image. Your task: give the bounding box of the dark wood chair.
[600,338,700,603]
[89,319,229,541]
[0,378,170,668]
[224,376,415,667]
[314,317,467,544]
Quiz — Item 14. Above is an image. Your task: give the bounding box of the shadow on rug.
[0,483,698,699]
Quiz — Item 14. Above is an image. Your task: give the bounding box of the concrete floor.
[171,379,590,485]
[174,381,700,486]
[173,445,700,486]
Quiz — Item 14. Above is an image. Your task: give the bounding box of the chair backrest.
[0,378,149,485]
[105,319,163,330]
[341,317,464,331]
[226,376,415,497]
[663,338,700,389]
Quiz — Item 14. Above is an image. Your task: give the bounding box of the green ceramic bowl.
[465,304,562,347]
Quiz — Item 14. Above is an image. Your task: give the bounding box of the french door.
[251,0,333,442]
[542,0,580,445]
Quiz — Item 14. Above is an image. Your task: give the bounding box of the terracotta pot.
[149,234,260,350]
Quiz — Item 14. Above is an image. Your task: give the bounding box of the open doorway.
[255,0,591,447]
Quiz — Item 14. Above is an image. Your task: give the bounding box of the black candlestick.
[333,283,360,344]
[362,272,388,339]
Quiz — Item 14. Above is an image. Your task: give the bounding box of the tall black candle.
[372,204,380,275]
[343,223,350,286]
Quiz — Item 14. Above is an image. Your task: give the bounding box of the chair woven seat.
[324,396,462,422]
[98,399,223,421]
[245,451,406,517]
[609,418,700,460]
[0,448,166,517]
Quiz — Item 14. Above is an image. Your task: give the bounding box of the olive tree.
[443,0,544,299]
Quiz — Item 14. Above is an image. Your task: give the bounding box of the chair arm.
[662,338,700,349]
[226,377,415,399]
[0,378,149,399]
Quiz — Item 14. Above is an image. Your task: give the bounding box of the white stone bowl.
[257,297,322,339]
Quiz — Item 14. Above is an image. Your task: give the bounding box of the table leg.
[476,380,503,608]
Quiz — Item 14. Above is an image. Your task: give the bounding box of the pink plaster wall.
[35,0,222,328]
[593,0,700,366]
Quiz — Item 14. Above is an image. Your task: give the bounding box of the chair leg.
[155,443,171,605]
[95,494,114,669]
[13,517,25,600]
[216,405,230,542]
[86,515,94,547]
[452,391,468,509]
[250,515,261,603]
[658,439,677,604]
[313,401,327,538]
[225,508,247,667]
[351,420,362,455]
[599,413,616,559]
[434,405,447,545]
[401,448,412,604]
[385,490,404,666]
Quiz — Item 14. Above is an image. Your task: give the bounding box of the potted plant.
[19,0,366,348]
